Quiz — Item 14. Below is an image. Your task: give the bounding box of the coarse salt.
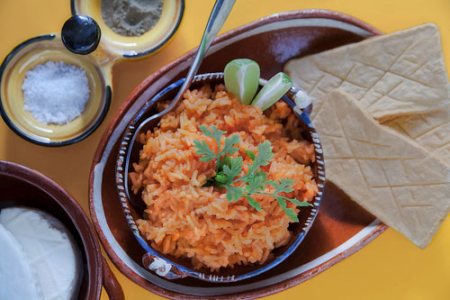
[22,61,90,125]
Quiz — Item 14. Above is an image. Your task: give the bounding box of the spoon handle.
[167,0,236,111]
[122,1,235,202]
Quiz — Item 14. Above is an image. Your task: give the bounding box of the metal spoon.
[121,0,235,207]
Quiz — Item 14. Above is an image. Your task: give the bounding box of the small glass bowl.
[0,34,111,146]
[71,0,185,58]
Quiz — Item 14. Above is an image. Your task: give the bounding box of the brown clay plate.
[89,9,387,298]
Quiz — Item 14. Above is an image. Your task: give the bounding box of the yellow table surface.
[1,0,449,299]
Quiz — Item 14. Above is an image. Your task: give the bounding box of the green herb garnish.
[193,125,240,171]
[194,126,311,222]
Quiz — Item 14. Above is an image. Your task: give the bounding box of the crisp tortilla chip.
[285,24,449,122]
[313,90,450,248]
[383,104,450,167]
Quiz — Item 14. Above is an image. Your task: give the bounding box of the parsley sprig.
[194,125,311,222]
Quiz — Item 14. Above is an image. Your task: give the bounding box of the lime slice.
[224,59,260,104]
[251,72,292,111]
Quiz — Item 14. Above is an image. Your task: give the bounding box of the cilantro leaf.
[222,156,232,167]
[222,157,242,183]
[194,140,216,162]
[256,141,273,166]
[217,135,240,170]
[270,178,311,210]
[284,197,312,207]
[277,198,299,222]
[245,195,262,211]
[197,126,240,172]
[270,178,294,194]
[199,125,224,149]
[226,185,243,202]
[245,149,256,160]
[215,172,229,184]
[221,134,240,156]
[199,125,213,138]
[245,171,267,194]
[248,141,273,174]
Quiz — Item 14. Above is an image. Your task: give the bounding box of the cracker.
[285,24,449,122]
[313,90,450,248]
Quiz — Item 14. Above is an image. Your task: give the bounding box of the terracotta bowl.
[89,9,387,298]
[114,72,325,282]
[0,160,124,300]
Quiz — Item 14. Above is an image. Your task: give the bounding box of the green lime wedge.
[251,72,292,111]
[224,59,260,105]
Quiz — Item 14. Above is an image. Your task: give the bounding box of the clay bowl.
[0,161,124,300]
[115,72,325,282]
[89,9,387,298]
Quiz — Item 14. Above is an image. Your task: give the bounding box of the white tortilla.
[0,208,82,300]
[313,90,450,248]
[0,224,42,300]
[285,23,449,122]
[285,23,450,167]
[383,104,450,167]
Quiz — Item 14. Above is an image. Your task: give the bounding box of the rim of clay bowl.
[0,34,112,147]
[115,72,325,282]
